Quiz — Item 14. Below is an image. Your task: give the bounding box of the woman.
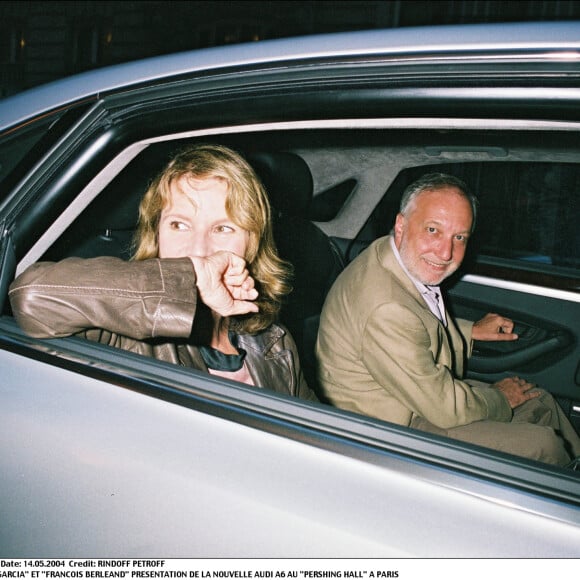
[9,144,317,401]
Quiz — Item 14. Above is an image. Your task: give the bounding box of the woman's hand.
[190,252,259,316]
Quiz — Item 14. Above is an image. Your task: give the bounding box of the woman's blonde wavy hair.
[133,143,292,334]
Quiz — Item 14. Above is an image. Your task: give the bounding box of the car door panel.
[449,298,574,374]
[447,277,580,427]
[471,323,573,373]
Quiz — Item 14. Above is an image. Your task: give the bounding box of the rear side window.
[460,162,579,275]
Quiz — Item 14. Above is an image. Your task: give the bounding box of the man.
[316,173,580,466]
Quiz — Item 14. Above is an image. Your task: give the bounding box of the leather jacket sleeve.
[9,256,198,340]
[10,256,319,403]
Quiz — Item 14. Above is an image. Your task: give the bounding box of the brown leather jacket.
[9,256,317,402]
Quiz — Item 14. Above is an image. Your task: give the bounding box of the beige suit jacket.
[316,235,511,428]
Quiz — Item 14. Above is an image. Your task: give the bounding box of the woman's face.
[157,175,250,260]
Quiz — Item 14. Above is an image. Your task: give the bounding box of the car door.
[444,155,580,433]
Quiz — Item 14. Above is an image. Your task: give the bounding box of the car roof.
[1,20,580,134]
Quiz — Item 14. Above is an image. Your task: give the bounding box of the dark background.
[1,0,580,97]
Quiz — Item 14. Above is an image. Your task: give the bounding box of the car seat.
[247,151,344,393]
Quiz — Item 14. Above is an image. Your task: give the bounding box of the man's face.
[394,187,473,286]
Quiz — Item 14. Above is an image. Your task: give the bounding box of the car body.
[1,21,580,557]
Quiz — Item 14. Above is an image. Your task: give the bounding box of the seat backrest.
[247,151,344,390]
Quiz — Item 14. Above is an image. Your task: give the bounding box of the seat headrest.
[247,152,313,217]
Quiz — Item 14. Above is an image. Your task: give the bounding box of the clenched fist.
[190,251,259,317]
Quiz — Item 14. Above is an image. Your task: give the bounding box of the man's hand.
[493,376,540,409]
[472,312,518,342]
[190,252,259,317]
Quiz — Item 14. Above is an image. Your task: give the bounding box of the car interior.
[6,125,577,443]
